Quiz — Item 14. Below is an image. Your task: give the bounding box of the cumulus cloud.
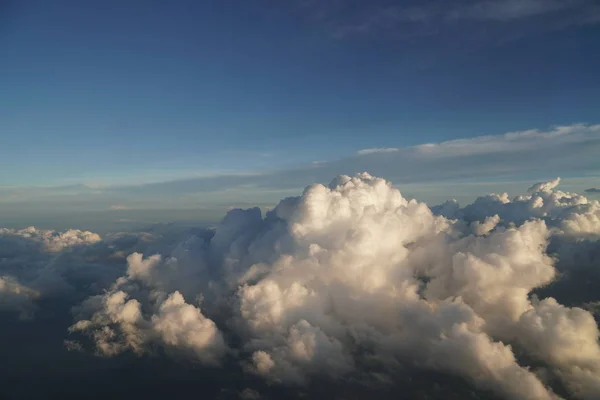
[64,172,600,399]
[3,173,600,398]
[69,243,226,363]
[516,297,600,398]
[436,176,600,236]
[70,287,226,363]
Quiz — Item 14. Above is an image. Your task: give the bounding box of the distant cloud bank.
[1,123,599,219]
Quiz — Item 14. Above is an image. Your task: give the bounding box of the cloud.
[298,0,600,41]
[238,388,262,400]
[69,234,227,363]
[90,123,600,196]
[0,276,39,319]
[447,0,578,21]
[0,227,102,318]
[0,225,214,320]
[355,147,399,155]
[70,288,227,363]
[149,123,600,201]
[0,226,101,252]
[2,172,600,398]
[1,123,599,215]
[109,205,132,211]
[65,172,600,399]
[434,175,600,237]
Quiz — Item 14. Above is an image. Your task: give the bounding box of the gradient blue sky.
[1,0,600,229]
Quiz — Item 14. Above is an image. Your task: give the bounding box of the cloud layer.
[48,172,600,399]
[1,172,600,398]
[2,123,598,222]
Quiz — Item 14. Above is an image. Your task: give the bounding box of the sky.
[1,0,600,229]
[4,3,600,398]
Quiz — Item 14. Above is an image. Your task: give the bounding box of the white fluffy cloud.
[3,173,599,398]
[66,172,600,399]
[435,176,600,235]
[70,247,226,364]
[516,297,600,398]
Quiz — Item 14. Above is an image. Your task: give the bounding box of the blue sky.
[1,0,600,228]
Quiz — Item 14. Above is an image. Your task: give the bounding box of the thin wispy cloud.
[109,205,132,211]
[300,0,600,41]
[447,0,578,21]
[355,147,400,155]
[1,123,598,214]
